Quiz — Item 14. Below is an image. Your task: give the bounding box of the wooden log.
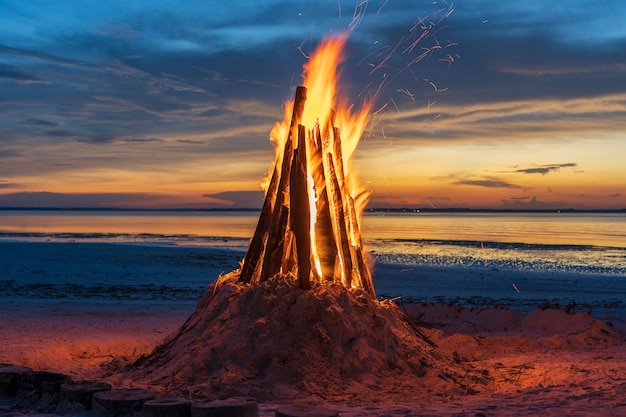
[324,152,353,287]
[356,244,375,298]
[240,86,306,283]
[311,124,336,281]
[346,193,375,298]
[239,154,278,283]
[0,364,32,397]
[261,202,290,281]
[143,398,192,417]
[290,125,312,290]
[92,389,155,416]
[60,380,112,410]
[331,126,375,298]
[191,397,259,417]
[22,370,70,396]
[281,229,296,274]
[259,138,294,282]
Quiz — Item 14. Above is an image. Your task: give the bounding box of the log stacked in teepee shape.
[239,86,375,299]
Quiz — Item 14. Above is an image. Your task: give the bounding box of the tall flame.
[270,35,372,215]
[246,35,375,296]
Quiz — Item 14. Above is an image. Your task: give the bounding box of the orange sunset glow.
[1,2,625,211]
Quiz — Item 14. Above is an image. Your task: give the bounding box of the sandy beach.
[1,241,626,416]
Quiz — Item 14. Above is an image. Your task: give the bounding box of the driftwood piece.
[325,152,353,287]
[240,87,306,283]
[290,125,312,290]
[311,124,337,281]
[239,163,276,283]
[259,139,294,282]
[142,398,192,417]
[191,397,259,417]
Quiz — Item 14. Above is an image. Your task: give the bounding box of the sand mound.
[120,271,485,402]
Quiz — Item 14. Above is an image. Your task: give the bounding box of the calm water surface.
[1,210,625,275]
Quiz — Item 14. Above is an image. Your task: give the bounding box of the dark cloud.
[0,180,19,189]
[0,63,44,83]
[514,163,578,175]
[499,196,573,210]
[454,178,522,189]
[0,149,23,158]
[19,118,61,128]
[0,44,87,67]
[202,191,264,209]
[609,193,623,198]
[125,137,163,143]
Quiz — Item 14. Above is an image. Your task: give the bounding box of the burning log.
[240,87,305,284]
[238,86,375,299]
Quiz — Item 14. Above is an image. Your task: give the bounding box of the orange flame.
[270,35,372,215]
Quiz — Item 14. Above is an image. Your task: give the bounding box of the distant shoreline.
[0,207,624,214]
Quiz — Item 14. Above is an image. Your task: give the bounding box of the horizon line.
[0,207,624,213]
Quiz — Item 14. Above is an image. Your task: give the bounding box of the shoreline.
[2,240,624,314]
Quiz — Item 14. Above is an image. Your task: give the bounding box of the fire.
[242,36,375,298]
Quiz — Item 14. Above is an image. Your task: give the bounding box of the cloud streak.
[454,178,522,189]
[514,163,578,175]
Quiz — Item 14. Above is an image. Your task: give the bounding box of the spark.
[512,284,520,293]
[377,0,389,14]
[373,102,389,115]
[397,88,415,101]
[428,99,436,109]
[357,81,373,98]
[297,39,310,58]
[426,78,447,92]
[439,53,455,67]
[350,0,369,30]
[357,3,456,110]
[372,72,388,99]
[426,199,436,209]
[389,98,400,113]
[369,36,405,75]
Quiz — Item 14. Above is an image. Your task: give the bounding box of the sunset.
[1,0,624,210]
[2,2,626,416]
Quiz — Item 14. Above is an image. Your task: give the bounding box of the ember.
[240,37,374,298]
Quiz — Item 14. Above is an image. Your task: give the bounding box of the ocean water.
[1,210,625,313]
[1,210,624,276]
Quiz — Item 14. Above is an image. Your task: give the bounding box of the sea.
[1,210,625,314]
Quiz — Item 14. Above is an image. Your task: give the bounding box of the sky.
[1,0,625,210]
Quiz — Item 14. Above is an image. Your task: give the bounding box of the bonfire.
[127,36,483,401]
[239,36,374,298]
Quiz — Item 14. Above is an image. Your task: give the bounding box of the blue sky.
[1,0,625,209]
